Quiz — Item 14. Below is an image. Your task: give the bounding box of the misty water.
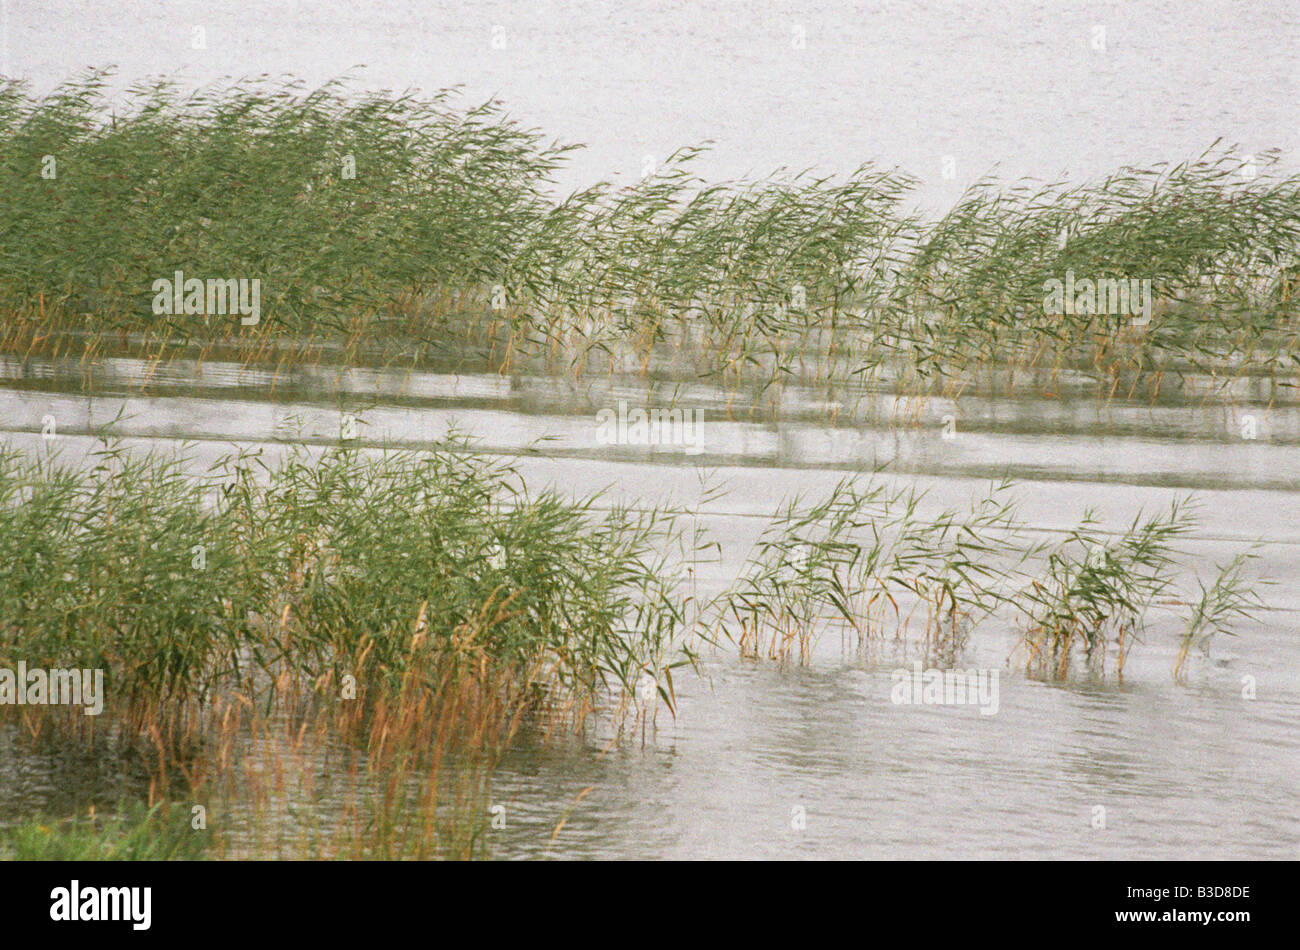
[1,350,1298,859]
[13,1,1300,206]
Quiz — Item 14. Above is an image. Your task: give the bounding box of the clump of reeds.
[712,476,1030,665]
[0,432,702,857]
[711,478,1266,682]
[1014,502,1195,681]
[0,68,571,370]
[0,436,694,717]
[0,441,255,706]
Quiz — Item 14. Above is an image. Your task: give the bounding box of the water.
[9,1,1300,207]
[2,353,1298,859]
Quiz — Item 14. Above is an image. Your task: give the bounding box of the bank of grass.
[0,802,210,860]
[3,71,1299,403]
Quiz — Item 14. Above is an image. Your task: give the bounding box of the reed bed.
[0,69,1283,854]
[3,72,1298,409]
[0,437,1265,694]
[709,477,1263,682]
[0,668,526,859]
[0,434,700,857]
[0,435,1267,856]
[0,438,692,710]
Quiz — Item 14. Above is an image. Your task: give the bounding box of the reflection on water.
[2,355,1298,859]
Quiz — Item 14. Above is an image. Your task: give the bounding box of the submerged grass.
[1174,547,1266,682]
[1016,502,1194,681]
[715,477,1030,664]
[710,477,1264,682]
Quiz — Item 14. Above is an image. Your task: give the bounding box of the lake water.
[9,0,1300,208]
[2,351,1298,859]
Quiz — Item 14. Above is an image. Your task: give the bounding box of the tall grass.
[714,477,1029,663]
[0,438,692,713]
[0,438,1269,857]
[3,72,1298,404]
[1016,503,1194,681]
[0,434,697,858]
[710,478,1263,681]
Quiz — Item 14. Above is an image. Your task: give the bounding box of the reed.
[0,437,694,716]
[0,442,1269,857]
[4,72,1297,409]
[712,478,1264,682]
[714,476,1031,664]
[1015,503,1195,681]
[1174,548,1266,681]
[0,433,699,858]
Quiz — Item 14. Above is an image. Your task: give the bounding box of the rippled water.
[2,352,1298,859]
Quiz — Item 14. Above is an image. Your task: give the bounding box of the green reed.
[0,437,691,711]
[1174,547,1266,681]
[1015,502,1195,680]
[4,72,1297,404]
[0,440,1270,859]
[712,477,1263,680]
[714,476,1031,664]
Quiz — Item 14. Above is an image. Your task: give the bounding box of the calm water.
[10,1,1300,207]
[2,355,1298,859]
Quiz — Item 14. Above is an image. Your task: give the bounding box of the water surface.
[2,356,1297,859]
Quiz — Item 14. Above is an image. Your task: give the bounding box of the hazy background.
[7,0,1299,209]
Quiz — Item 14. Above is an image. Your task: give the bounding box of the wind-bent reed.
[707,475,1265,681]
[3,71,1298,409]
